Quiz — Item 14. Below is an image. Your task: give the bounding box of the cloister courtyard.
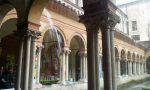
[0,0,150,90]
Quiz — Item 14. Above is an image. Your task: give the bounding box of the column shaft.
[117,59,121,77]
[87,28,96,90]
[29,38,36,90]
[102,28,112,90]
[15,39,24,90]
[22,36,31,90]
[94,29,100,90]
[110,29,117,90]
[65,51,69,81]
[37,47,42,83]
[62,51,66,82]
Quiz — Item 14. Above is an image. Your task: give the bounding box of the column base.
[34,83,43,88]
[58,81,67,85]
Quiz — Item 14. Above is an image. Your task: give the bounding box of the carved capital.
[80,11,120,32]
[99,11,120,30]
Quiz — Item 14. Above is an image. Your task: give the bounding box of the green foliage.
[40,80,59,85]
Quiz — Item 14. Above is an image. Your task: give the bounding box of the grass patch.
[144,85,150,89]
[40,80,59,85]
[118,77,150,90]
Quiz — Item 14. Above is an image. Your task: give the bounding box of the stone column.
[79,52,84,81]
[145,63,147,74]
[80,2,120,90]
[110,28,117,90]
[125,61,128,75]
[28,37,36,90]
[80,17,99,90]
[28,30,41,90]
[36,45,42,84]
[85,54,88,81]
[83,52,87,82]
[62,49,66,83]
[144,63,146,74]
[129,61,132,76]
[15,37,24,90]
[65,49,71,81]
[117,58,121,78]
[22,35,31,90]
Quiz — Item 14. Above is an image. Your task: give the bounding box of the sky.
[116,0,139,5]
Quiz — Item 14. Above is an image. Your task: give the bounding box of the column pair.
[116,57,121,78]
[15,22,41,90]
[79,51,87,82]
[80,2,120,90]
[60,48,71,84]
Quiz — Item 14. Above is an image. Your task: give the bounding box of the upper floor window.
[132,21,137,31]
[126,21,129,35]
[131,35,140,40]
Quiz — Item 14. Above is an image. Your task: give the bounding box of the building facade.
[117,0,150,41]
[0,0,150,90]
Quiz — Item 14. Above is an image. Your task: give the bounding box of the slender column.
[85,55,88,81]
[129,61,132,76]
[135,62,137,75]
[22,36,31,90]
[79,52,83,81]
[62,50,66,83]
[65,49,70,81]
[37,46,42,84]
[110,28,117,90]
[15,38,24,90]
[94,28,100,90]
[29,37,36,90]
[83,53,87,81]
[145,63,147,74]
[117,58,121,77]
[125,61,128,75]
[139,62,141,75]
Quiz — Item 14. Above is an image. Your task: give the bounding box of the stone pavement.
[35,82,87,90]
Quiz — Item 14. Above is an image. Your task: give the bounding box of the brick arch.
[132,52,136,61]
[137,54,139,61]
[120,49,126,59]
[41,25,66,47]
[68,32,86,51]
[140,55,142,61]
[127,51,131,60]
[28,0,49,25]
[0,9,17,28]
[115,47,119,58]
[41,25,67,46]
[0,3,16,26]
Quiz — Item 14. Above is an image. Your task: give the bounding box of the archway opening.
[120,50,126,75]
[69,35,85,81]
[40,27,64,84]
[146,56,150,74]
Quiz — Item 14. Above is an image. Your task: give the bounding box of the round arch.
[41,25,67,47]
[0,3,15,21]
[69,34,86,81]
[121,49,126,59]
[127,51,131,60]
[115,47,119,58]
[28,0,49,25]
[132,53,136,61]
[68,32,86,51]
[137,54,139,61]
[146,56,150,74]
[40,26,65,84]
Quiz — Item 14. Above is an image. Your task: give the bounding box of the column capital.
[78,51,87,57]
[62,47,71,54]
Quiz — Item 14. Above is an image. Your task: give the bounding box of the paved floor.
[35,82,87,90]
[118,81,150,90]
